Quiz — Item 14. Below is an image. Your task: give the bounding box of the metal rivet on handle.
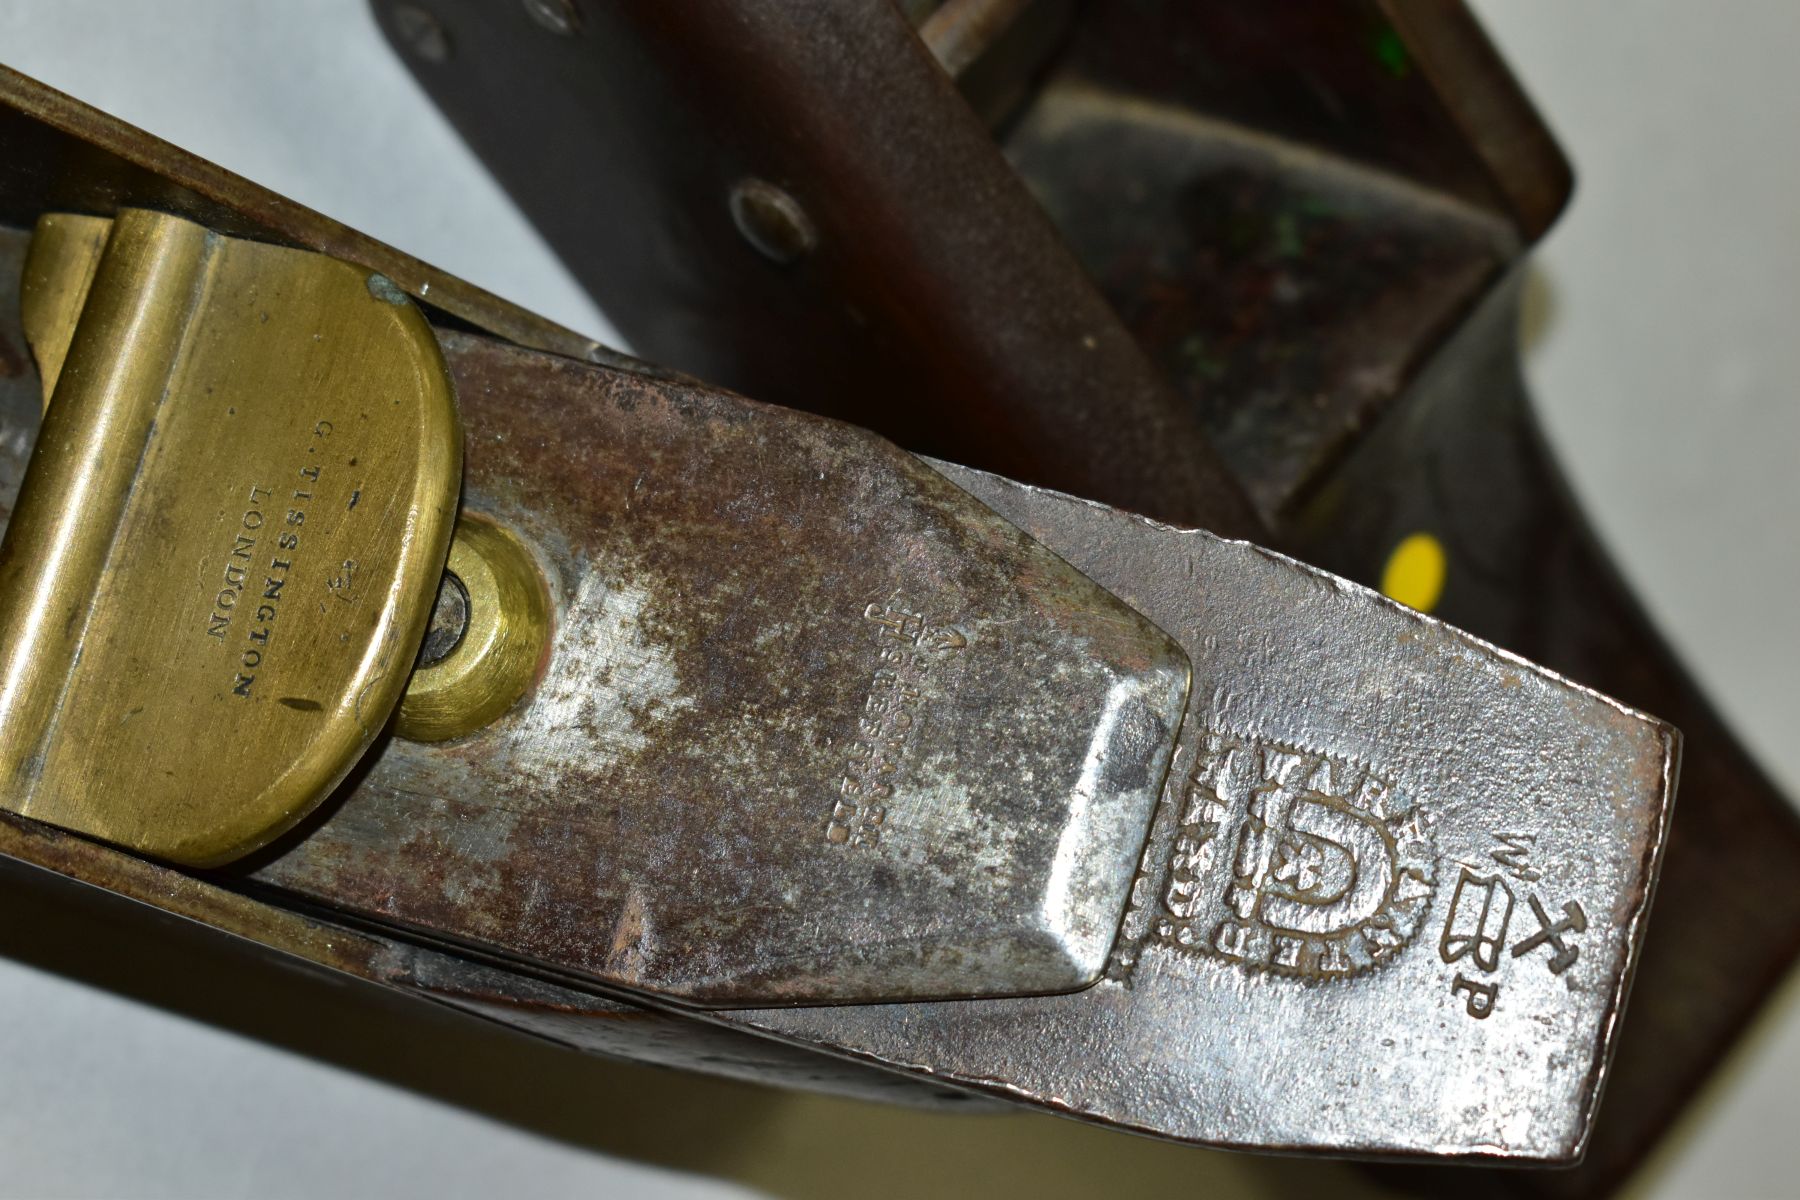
[729,179,818,265]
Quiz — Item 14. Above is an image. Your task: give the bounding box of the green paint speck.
[1374,26,1411,79]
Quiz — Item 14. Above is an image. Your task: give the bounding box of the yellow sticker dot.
[1381,532,1447,613]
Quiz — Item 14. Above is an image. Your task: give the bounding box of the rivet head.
[729,179,818,265]
[392,4,452,63]
[522,0,581,36]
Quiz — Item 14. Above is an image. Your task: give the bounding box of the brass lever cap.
[0,210,460,865]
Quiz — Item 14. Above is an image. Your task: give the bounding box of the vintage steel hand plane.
[0,59,1677,1173]
[367,4,1800,1195]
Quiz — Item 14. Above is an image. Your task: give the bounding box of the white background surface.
[0,2,1795,1197]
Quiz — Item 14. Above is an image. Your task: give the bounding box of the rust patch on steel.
[250,331,1189,1007]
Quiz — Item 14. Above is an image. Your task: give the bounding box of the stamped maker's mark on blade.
[1121,727,1437,981]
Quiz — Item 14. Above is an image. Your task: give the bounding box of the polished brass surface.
[396,514,549,742]
[0,209,460,865]
[18,213,108,409]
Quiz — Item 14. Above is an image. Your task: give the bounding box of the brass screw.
[523,0,581,35]
[729,179,818,265]
[397,515,551,742]
[392,5,452,63]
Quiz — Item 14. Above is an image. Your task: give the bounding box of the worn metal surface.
[735,464,1676,1162]
[165,313,1675,1161]
[0,94,1010,1107]
[0,159,1669,1159]
[0,77,1006,1109]
[1289,276,1800,1197]
[0,223,986,1112]
[374,2,1799,1188]
[0,806,989,1111]
[248,329,1190,1008]
[0,33,1757,1182]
